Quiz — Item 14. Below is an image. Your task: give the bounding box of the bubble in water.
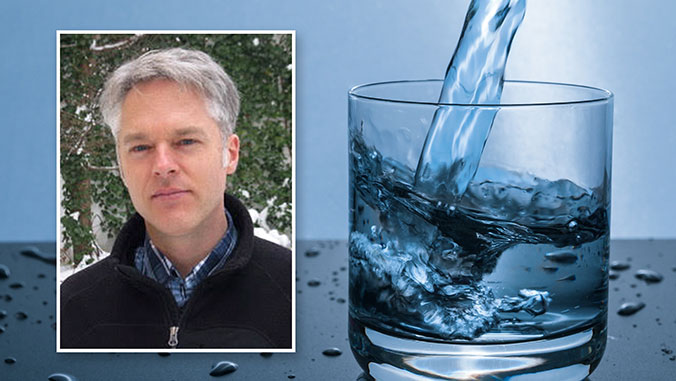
[0,326,5,334]
[635,269,663,283]
[48,374,76,381]
[4,357,16,364]
[209,361,238,376]
[38,273,46,278]
[307,279,321,287]
[305,248,320,257]
[287,375,296,379]
[542,265,558,273]
[545,250,578,264]
[617,302,645,316]
[498,289,551,316]
[336,297,346,304]
[567,219,578,231]
[557,274,576,281]
[0,310,6,319]
[608,270,619,280]
[322,347,342,357]
[4,295,12,302]
[0,264,10,278]
[9,282,25,289]
[610,261,630,271]
[15,312,27,320]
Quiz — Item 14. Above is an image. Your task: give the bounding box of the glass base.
[349,316,606,381]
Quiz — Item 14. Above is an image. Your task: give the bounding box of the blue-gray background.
[1,0,675,242]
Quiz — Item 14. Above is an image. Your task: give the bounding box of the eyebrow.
[120,127,208,146]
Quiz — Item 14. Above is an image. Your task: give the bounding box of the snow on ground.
[60,206,291,282]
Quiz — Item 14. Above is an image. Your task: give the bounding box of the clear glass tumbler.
[348,80,613,380]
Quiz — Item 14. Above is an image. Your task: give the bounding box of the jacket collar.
[110,193,254,274]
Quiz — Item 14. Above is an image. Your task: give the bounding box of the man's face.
[117,79,239,238]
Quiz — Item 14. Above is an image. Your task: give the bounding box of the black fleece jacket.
[60,194,291,349]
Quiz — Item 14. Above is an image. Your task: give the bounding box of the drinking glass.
[348,80,613,380]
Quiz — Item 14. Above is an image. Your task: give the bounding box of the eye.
[131,145,150,153]
[178,139,197,146]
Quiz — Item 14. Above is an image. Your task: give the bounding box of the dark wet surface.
[0,240,674,379]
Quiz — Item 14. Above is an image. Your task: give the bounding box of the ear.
[224,134,240,175]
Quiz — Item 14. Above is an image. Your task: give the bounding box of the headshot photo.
[58,32,294,350]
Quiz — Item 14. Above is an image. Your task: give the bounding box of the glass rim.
[348,79,613,107]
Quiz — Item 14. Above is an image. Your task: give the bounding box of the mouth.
[152,189,190,200]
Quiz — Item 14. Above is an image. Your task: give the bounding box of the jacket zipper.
[168,326,179,348]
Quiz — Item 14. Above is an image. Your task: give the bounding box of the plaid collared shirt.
[134,210,238,308]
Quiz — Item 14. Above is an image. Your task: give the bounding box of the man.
[60,48,292,349]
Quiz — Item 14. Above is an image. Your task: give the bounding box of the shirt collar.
[136,209,238,283]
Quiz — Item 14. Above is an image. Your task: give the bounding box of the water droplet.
[557,274,576,281]
[259,352,273,358]
[209,361,238,376]
[9,282,25,289]
[157,353,170,357]
[4,295,12,302]
[38,273,46,278]
[545,250,577,264]
[307,279,321,287]
[542,265,558,273]
[20,246,57,265]
[43,301,48,305]
[0,310,6,319]
[15,312,27,320]
[336,298,346,304]
[610,261,630,271]
[322,347,342,357]
[4,357,16,364]
[608,270,619,280]
[287,375,296,379]
[0,264,10,278]
[618,302,645,316]
[0,326,5,334]
[340,266,346,271]
[635,269,663,283]
[305,248,320,257]
[48,374,76,381]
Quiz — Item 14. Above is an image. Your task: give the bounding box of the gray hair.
[99,48,240,141]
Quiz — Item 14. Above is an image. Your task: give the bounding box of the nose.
[152,144,179,177]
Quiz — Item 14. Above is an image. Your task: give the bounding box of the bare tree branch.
[87,164,119,171]
[90,34,142,51]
